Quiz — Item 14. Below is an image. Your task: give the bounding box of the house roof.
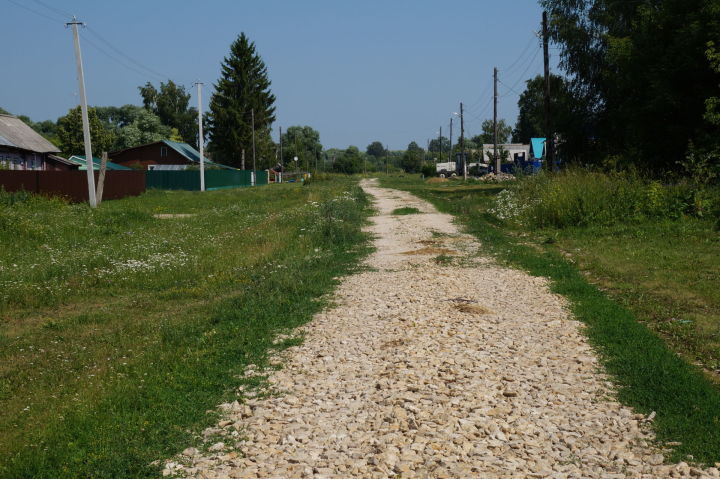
[161,140,233,169]
[69,155,133,171]
[0,114,60,153]
[530,138,546,159]
[109,140,234,169]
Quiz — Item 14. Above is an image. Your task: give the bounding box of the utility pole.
[543,11,554,169]
[449,118,453,168]
[279,126,283,180]
[494,67,499,174]
[438,126,443,163]
[67,18,96,207]
[385,144,389,174]
[194,81,205,191]
[460,102,466,180]
[251,108,256,171]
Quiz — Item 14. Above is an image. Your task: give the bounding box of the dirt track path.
[165,179,714,479]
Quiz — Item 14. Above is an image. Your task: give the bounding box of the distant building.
[481,143,531,164]
[0,114,74,170]
[109,140,233,170]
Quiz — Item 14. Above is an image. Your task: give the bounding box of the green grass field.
[0,177,371,478]
[381,174,720,465]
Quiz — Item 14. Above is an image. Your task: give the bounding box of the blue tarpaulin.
[530,138,546,159]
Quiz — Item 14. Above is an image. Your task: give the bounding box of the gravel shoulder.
[165,179,716,479]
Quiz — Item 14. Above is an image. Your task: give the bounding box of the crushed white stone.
[164,179,716,479]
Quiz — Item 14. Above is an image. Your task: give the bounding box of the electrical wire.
[501,34,540,76]
[85,26,171,81]
[6,0,63,23]
[31,0,73,19]
[81,34,167,82]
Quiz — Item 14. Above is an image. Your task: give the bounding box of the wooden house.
[0,114,74,170]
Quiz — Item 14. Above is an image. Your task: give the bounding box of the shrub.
[491,169,713,229]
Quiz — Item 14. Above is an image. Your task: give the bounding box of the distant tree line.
[527,0,720,177]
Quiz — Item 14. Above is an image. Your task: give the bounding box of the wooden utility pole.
[449,118,453,168]
[241,149,245,170]
[460,102,466,180]
[543,11,554,168]
[67,17,96,207]
[494,67,499,174]
[96,152,108,204]
[438,126,443,163]
[279,126,283,181]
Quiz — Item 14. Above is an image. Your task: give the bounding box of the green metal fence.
[146,170,268,191]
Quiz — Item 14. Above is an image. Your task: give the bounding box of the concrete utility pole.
[494,67,499,174]
[67,18,96,207]
[543,11,554,168]
[194,81,205,191]
[460,102,466,180]
[251,108,256,171]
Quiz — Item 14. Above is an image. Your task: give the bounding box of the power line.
[32,0,73,19]
[6,0,62,23]
[85,26,171,81]
[81,34,167,82]
[501,34,540,75]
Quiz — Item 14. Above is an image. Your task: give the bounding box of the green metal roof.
[69,155,133,171]
[162,140,234,169]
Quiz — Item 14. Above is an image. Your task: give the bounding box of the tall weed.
[492,169,717,228]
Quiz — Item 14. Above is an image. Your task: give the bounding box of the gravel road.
[165,179,716,478]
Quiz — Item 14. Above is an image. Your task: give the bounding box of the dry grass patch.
[454,303,493,315]
[401,247,456,256]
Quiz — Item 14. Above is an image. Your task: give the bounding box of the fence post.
[96,152,108,205]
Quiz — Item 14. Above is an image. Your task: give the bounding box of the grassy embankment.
[381,172,720,465]
[0,177,371,478]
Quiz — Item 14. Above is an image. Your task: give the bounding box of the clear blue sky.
[1,0,557,150]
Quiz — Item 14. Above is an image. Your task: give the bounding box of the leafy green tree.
[208,33,276,168]
[113,109,173,151]
[0,107,10,115]
[400,142,424,173]
[57,106,114,156]
[428,136,450,153]
[541,0,720,171]
[281,126,322,171]
[139,81,198,146]
[366,141,386,158]
[474,119,512,145]
[332,146,363,174]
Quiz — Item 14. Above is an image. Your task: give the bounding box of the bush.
[490,169,716,228]
[420,163,436,178]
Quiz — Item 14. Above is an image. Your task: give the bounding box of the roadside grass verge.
[380,174,720,465]
[0,178,371,478]
[392,207,421,215]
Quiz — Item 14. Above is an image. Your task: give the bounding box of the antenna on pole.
[193,81,205,191]
[66,17,97,207]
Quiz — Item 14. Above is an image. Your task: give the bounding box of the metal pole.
[494,67,499,174]
[195,81,205,191]
[251,108,256,171]
[279,126,283,182]
[67,18,97,207]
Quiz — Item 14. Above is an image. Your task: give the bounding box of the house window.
[160,146,168,158]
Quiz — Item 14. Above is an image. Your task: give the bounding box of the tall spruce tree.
[208,33,276,168]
